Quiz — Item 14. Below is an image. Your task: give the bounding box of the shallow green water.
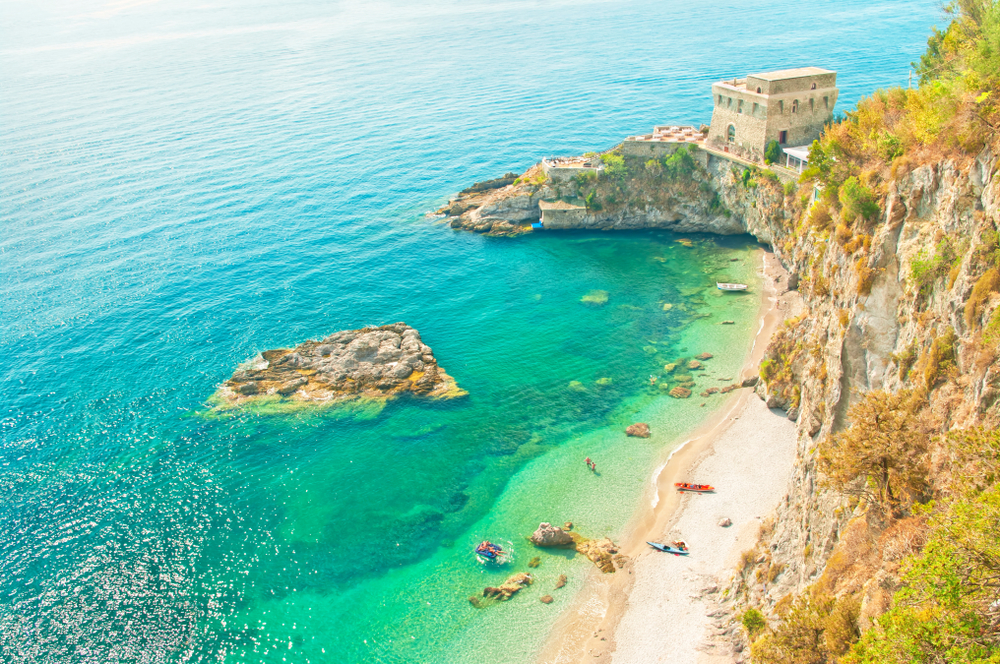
[211,232,764,663]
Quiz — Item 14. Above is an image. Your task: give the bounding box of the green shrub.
[844,485,1000,664]
[585,191,601,211]
[600,152,627,180]
[764,140,782,165]
[741,608,767,638]
[923,327,957,390]
[838,177,881,224]
[964,268,1000,328]
[662,146,697,179]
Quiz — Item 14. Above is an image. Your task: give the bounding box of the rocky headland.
[214,323,465,407]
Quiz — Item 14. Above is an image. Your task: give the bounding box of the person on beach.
[585,457,592,470]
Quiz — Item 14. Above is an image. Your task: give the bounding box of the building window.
[728,125,736,143]
[792,99,799,113]
[778,130,787,143]
[779,100,784,114]
[756,86,762,94]
[811,82,817,90]
[738,99,743,114]
[810,98,815,112]
[752,102,759,115]
[824,96,829,109]
[727,97,732,108]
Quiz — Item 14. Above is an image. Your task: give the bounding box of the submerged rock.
[626,422,651,438]
[581,290,610,306]
[530,522,574,547]
[215,323,466,408]
[670,386,693,398]
[696,352,714,360]
[540,594,554,604]
[483,572,533,601]
[555,574,567,589]
[575,537,621,574]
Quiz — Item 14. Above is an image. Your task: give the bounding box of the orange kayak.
[674,482,714,492]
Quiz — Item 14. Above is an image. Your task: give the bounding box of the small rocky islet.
[214,323,466,407]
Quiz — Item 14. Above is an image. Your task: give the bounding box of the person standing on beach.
[585,457,592,470]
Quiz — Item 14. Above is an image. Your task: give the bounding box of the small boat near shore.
[647,541,690,555]
[716,282,748,291]
[674,482,715,492]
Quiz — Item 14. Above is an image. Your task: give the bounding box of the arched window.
[727,124,736,143]
[756,86,762,94]
[792,99,799,113]
[810,82,817,90]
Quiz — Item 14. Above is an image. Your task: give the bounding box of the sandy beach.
[539,249,802,663]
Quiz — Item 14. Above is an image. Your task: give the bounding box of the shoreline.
[537,249,800,663]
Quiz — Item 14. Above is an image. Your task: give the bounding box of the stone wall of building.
[708,89,770,155]
[621,140,688,159]
[538,201,588,228]
[708,70,838,158]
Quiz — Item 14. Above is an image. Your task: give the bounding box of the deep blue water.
[1,0,942,662]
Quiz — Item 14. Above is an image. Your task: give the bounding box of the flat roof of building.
[784,145,812,160]
[751,67,834,81]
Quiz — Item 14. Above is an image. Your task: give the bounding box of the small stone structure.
[707,67,838,160]
[538,199,587,227]
[622,125,706,158]
[541,156,603,182]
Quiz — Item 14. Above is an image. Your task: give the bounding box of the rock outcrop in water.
[482,572,534,601]
[527,522,626,574]
[529,522,574,547]
[625,422,651,438]
[215,323,466,407]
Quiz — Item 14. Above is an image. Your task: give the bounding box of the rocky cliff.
[709,145,1000,658]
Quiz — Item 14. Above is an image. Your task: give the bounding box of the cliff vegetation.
[730,1,1000,661]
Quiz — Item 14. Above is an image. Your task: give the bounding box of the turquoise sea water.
[2,0,940,662]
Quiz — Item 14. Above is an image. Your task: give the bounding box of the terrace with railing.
[625,125,706,144]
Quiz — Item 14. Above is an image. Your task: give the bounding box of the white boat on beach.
[716,282,748,291]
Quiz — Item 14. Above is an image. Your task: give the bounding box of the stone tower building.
[707,67,838,159]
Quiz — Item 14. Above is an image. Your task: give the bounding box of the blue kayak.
[647,541,689,555]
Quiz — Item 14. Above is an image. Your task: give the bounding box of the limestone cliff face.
[710,146,1000,657]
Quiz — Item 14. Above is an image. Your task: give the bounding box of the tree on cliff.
[844,485,1000,663]
[818,390,930,515]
